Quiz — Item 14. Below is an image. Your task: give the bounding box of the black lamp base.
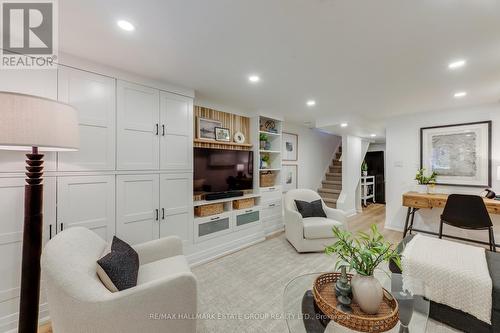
[18,147,44,333]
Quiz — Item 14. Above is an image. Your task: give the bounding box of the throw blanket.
[402,234,492,324]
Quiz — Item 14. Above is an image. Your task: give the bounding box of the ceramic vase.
[414,184,427,194]
[351,274,383,314]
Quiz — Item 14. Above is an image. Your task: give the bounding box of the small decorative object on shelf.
[335,265,352,313]
[414,168,437,194]
[197,117,222,140]
[259,132,268,149]
[260,171,275,187]
[361,161,368,176]
[233,131,245,144]
[325,224,401,314]
[260,153,270,169]
[261,119,277,133]
[214,127,231,142]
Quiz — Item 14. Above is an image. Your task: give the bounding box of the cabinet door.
[117,81,160,170]
[57,176,115,241]
[159,173,193,246]
[0,177,55,331]
[57,67,116,171]
[159,91,193,170]
[0,70,57,173]
[116,174,160,245]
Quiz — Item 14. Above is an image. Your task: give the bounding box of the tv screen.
[194,148,253,193]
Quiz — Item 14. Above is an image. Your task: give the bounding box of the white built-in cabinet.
[57,176,116,242]
[0,65,194,332]
[117,82,193,171]
[159,173,193,245]
[117,81,160,170]
[159,92,193,170]
[57,67,116,171]
[116,173,192,246]
[116,174,160,245]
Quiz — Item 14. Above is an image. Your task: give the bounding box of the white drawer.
[233,207,261,230]
[261,200,282,219]
[260,186,282,202]
[194,212,232,243]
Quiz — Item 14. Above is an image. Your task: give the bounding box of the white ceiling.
[59,0,500,140]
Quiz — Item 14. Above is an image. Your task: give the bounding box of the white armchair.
[284,189,348,252]
[41,227,197,333]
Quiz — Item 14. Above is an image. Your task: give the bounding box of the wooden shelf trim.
[194,139,253,150]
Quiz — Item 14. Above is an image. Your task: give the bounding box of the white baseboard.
[187,233,265,267]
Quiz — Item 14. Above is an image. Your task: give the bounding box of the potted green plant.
[260,154,270,169]
[361,161,368,176]
[259,133,268,150]
[415,168,437,194]
[325,225,401,314]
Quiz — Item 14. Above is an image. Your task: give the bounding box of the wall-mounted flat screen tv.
[194,148,253,193]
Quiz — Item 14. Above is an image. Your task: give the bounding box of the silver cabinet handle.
[155,123,159,135]
[245,209,253,213]
[269,204,276,207]
[155,209,159,221]
[162,208,165,220]
[162,124,165,136]
[210,216,220,221]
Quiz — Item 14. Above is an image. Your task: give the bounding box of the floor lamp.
[0,92,79,333]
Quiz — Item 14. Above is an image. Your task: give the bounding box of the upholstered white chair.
[41,227,197,333]
[284,189,348,252]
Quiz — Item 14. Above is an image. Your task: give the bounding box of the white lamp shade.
[0,91,79,151]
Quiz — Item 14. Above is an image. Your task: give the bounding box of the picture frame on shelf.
[420,121,492,187]
[215,127,231,142]
[282,132,298,161]
[282,164,298,192]
[197,117,222,140]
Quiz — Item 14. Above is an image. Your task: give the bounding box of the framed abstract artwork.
[197,117,222,140]
[282,164,298,192]
[282,132,298,161]
[420,121,491,187]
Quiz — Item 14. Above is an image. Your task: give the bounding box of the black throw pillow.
[96,236,139,292]
[294,199,327,218]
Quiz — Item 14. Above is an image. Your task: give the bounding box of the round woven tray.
[312,272,399,333]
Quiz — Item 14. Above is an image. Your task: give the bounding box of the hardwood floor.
[38,203,398,333]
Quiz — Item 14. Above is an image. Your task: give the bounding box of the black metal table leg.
[403,207,411,238]
[408,208,418,235]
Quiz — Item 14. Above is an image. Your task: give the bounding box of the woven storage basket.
[260,172,276,187]
[313,272,399,333]
[233,198,255,210]
[194,203,224,217]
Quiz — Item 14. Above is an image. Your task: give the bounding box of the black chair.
[439,194,496,252]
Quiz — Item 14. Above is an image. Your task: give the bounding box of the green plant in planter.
[415,168,437,185]
[325,224,401,276]
[259,133,268,142]
[361,161,368,173]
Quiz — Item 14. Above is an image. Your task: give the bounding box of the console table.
[402,192,500,246]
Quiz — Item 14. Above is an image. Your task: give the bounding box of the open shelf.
[259,150,281,154]
[259,168,281,171]
[259,130,280,137]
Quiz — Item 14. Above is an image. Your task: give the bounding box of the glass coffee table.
[283,271,429,333]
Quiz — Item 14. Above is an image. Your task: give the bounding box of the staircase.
[318,146,342,208]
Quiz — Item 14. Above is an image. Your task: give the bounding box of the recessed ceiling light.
[448,59,466,70]
[117,20,135,31]
[370,134,376,137]
[306,100,316,107]
[248,75,260,83]
[454,91,467,98]
[340,123,348,128]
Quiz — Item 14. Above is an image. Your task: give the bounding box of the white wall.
[385,103,500,242]
[282,123,341,191]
